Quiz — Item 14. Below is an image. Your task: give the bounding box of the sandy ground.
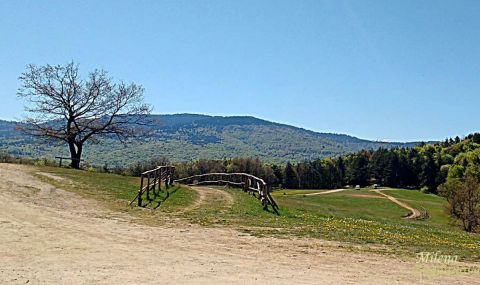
[0,164,479,285]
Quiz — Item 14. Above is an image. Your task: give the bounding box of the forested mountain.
[0,114,421,166]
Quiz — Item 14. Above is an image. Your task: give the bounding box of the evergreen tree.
[421,148,439,193]
[345,151,370,186]
[335,157,346,186]
[383,153,399,187]
[284,162,299,189]
[473,133,480,144]
[271,164,284,187]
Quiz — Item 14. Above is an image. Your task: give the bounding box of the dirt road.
[0,164,477,284]
[372,189,422,219]
[301,189,347,196]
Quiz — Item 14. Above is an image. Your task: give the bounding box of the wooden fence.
[175,172,279,214]
[55,156,84,167]
[129,166,175,207]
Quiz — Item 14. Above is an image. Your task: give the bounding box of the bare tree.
[17,62,151,168]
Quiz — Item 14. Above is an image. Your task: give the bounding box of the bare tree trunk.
[68,141,83,169]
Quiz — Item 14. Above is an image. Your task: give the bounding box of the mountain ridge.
[144,113,419,143]
[0,114,425,166]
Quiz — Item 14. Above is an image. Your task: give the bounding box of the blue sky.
[1,0,479,142]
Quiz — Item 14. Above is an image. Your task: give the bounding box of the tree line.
[288,133,480,193]
[124,133,480,196]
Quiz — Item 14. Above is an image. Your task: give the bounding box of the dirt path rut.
[181,186,234,212]
[301,189,347,196]
[372,189,422,219]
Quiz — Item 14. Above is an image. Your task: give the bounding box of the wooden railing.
[55,156,84,167]
[129,166,175,207]
[175,172,279,214]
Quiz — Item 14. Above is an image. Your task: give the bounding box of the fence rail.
[55,156,84,167]
[129,166,175,207]
[175,172,279,214]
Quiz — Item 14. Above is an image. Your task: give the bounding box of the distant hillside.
[0,114,422,166]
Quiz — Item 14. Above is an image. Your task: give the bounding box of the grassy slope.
[33,166,197,225]
[31,166,480,261]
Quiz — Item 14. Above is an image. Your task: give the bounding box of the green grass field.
[31,166,480,261]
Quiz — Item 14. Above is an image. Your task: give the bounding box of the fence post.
[138,174,144,207]
[146,173,151,200]
[166,168,170,189]
[159,168,162,193]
